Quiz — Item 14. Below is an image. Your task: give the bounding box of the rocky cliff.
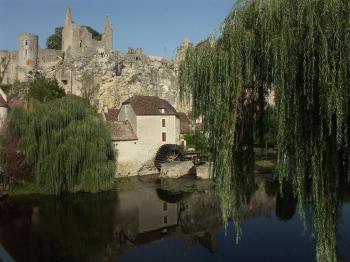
[43,50,189,112]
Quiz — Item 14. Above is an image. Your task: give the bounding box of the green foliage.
[46,27,63,50]
[179,0,350,260]
[184,131,210,158]
[46,26,102,50]
[83,26,102,41]
[0,84,12,94]
[8,95,116,195]
[5,181,39,195]
[29,75,65,102]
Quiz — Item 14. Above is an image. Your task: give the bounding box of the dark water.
[0,175,349,262]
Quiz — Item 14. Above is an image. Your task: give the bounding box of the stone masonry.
[0,8,191,112]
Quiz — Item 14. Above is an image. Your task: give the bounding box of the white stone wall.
[0,107,8,133]
[114,140,139,175]
[115,114,181,176]
[175,116,180,145]
[118,104,137,132]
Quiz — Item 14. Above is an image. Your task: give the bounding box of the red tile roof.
[176,112,191,134]
[104,108,119,122]
[122,95,177,116]
[0,93,8,108]
[111,121,138,141]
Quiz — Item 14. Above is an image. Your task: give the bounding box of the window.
[164,216,168,224]
[25,40,28,46]
[162,132,166,142]
[79,40,82,48]
[163,202,168,211]
[162,119,166,127]
[160,108,165,114]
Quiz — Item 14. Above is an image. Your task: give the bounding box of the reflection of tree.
[294,140,349,262]
[275,180,297,221]
[32,192,116,261]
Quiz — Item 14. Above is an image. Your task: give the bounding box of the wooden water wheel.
[154,144,186,171]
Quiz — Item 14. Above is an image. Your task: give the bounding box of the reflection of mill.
[115,187,179,239]
[110,185,221,257]
[108,175,279,259]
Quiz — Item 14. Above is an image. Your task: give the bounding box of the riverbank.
[3,181,39,196]
[2,155,277,197]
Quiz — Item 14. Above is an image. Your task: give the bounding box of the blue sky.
[0,0,234,58]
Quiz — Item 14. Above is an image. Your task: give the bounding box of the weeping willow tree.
[179,0,350,260]
[8,95,116,195]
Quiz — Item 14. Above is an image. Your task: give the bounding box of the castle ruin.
[0,8,189,114]
[0,7,113,85]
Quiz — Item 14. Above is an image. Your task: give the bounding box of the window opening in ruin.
[25,49,27,56]
[62,80,68,85]
[25,40,28,46]
[79,40,82,48]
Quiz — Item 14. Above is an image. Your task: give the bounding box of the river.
[0,174,349,261]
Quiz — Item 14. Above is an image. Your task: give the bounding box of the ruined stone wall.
[0,51,19,85]
[38,49,63,69]
[62,8,112,58]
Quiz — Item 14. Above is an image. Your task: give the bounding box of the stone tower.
[18,33,39,71]
[103,16,113,51]
[62,7,73,53]
[62,7,114,56]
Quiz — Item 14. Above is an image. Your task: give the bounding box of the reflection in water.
[295,154,349,262]
[0,176,285,261]
[0,173,349,261]
[0,193,116,261]
[216,153,350,262]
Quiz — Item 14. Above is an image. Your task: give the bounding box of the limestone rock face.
[196,162,213,180]
[160,161,194,178]
[42,51,190,113]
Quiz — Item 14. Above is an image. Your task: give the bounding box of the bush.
[29,76,65,102]
[0,128,31,188]
[184,131,210,158]
[9,95,116,195]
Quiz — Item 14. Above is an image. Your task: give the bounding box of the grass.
[254,159,276,174]
[4,181,40,196]
[255,160,275,169]
[159,176,215,193]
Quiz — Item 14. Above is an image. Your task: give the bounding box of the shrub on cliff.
[29,76,65,102]
[9,95,116,195]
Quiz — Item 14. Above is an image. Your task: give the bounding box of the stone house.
[108,95,182,176]
[176,112,191,149]
[0,88,8,132]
